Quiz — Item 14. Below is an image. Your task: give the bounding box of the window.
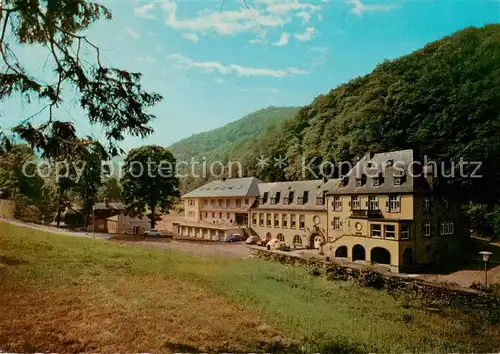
[274,214,279,228]
[400,224,410,239]
[252,213,257,226]
[226,212,230,219]
[371,224,382,238]
[282,214,288,228]
[440,221,454,235]
[340,176,349,187]
[356,174,366,187]
[262,192,269,204]
[443,197,449,211]
[423,221,431,237]
[293,235,302,245]
[203,199,209,207]
[384,225,396,239]
[188,199,195,206]
[218,199,224,208]
[333,196,342,211]
[236,199,241,208]
[211,212,215,218]
[271,192,281,204]
[332,217,342,230]
[316,195,325,205]
[423,196,432,213]
[211,199,216,207]
[204,212,208,218]
[219,212,222,218]
[291,214,296,229]
[298,191,309,205]
[259,213,264,227]
[394,177,403,185]
[368,196,379,210]
[287,191,294,204]
[266,213,271,227]
[373,173,383,186]
[299,215,305,229]
[277,233,285,242]
[350,196,361,210]
[388,196,401,212]
[244,198,249,205]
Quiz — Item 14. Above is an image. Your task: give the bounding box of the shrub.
[357,267,385,289]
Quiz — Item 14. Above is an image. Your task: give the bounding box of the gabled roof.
[252,179,332,211]
[326,149,432,195]
[93,202,125,210]
[182,177,264,198]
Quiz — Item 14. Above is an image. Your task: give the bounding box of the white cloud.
[134,2,156,19]
[266,2,321,14]
[310,46,327,52]
[134,56,157,63]
[167,53,308,78]
[273,32,290,46]
[296,11,312,23]
[347,0,398,16]
[214,78,226,84]
[159,0,324,42]
[294,27,316,42]
[182,33,199,44]
[124,26,141,39]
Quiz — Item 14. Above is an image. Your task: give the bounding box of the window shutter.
[385,198,390,212]
[365,198,369,209]
[340,218,343,230]
[348,196,352,210]
[396,196,401,212]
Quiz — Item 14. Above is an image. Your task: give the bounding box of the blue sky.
[1,0,498,151]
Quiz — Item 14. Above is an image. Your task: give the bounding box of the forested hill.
[168,106,299,163]
[249,25,500,201]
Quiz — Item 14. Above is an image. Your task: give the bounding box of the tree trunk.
[56,206,61,228]
[150,205,156,229]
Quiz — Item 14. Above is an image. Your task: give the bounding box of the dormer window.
[393,171,406,185]
[356,174,367,187]
[284,191,294,205]
[297,191,309,205]
[271,191,281,204]
[260,192,269,204]
[373,172,384,186]
[316,192,325,205]
[340,176,349,187]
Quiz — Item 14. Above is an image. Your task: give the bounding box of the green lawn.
[1,221,499,352]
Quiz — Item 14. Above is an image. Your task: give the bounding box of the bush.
[276,244,291,252]
[357,267,385,289]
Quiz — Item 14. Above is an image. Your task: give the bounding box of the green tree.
[1,0,161,155]
[97,176,122,202]
[121,146,179,229]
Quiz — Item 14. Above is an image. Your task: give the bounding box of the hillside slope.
[168,106,299,163]
[249,25,500,201]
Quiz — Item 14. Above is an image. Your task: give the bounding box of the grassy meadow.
[1,221,499,352]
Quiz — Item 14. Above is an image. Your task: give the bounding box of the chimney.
[365,151,375,160]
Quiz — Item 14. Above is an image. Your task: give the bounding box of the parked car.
[245,235,260,244]
[266,238,285,250]
[144,229,161,237]
[224,234,244,242]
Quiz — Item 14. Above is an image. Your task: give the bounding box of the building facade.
[324,150,467,272]
[175,149,467,273]
[174,177,262,241]
[249,180,334,248]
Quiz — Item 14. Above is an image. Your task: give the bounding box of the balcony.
[350,209,383,219]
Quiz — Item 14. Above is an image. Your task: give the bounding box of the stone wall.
[249,247,500,309]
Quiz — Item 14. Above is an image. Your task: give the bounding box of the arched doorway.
[335,246,348,258]
[371,247,391,265]
[402,248,413,266]
[277,233,285,242]
[352,244,366,261]
[266,232,272,240]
